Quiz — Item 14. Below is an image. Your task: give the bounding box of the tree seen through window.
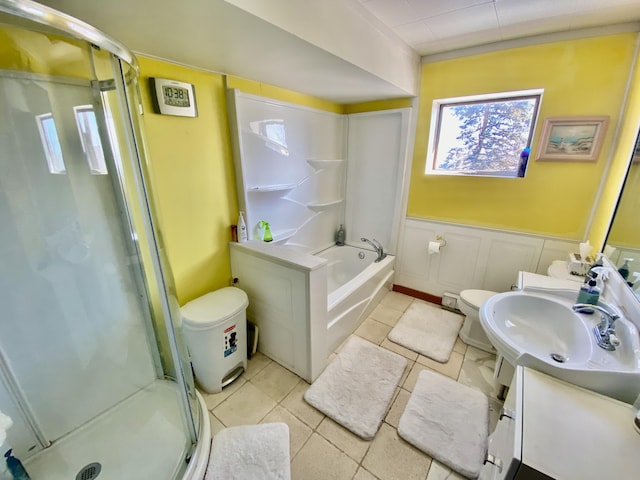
[428,91,542,177]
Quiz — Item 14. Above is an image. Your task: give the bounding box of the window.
[249,119,289,156]
[36,113,66,174]
[426,90,542,177]
[74,105,108,174]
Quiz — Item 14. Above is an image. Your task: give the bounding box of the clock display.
[150,77,197,117]
[162,85,190,108]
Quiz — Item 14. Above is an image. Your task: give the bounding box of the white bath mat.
[304,335,407,440]
[206,423,291,480]
[398,370,488,479]
[388,301,463,362]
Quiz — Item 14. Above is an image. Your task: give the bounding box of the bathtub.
[229,241,395,382]
[315,245,395,353]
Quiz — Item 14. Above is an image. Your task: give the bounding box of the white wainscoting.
[395,218,581,296]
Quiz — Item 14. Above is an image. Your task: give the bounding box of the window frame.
[425,89,543,177]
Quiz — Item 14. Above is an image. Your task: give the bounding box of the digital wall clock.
[149,77,197,117]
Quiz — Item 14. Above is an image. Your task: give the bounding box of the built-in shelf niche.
[227,89,412,255]
[308,199,343,211]
[248,184,297,192]
[228,89,346,252]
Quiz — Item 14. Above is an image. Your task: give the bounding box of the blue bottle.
[517,147,530,178]
[4,450,30,480]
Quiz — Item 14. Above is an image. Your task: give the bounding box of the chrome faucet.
[360,237,386,263]
[573,303,621,351]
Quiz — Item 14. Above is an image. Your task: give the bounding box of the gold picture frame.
[536,116,609,162]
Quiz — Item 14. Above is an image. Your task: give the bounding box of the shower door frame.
[0,0,202,469]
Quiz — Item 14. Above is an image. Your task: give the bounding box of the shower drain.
[76,462,102,480]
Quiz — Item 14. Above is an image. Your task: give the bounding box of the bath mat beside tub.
[303,335,407,440]
[398,370,489,479]
[388,301,463,362]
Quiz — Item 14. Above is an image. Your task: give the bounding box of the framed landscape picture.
[536,116,609,162]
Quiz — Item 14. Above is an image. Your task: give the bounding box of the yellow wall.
[136,35,639,304]
[408,34,637,239]
[344,98,413,114]
[0,25,90,77]
[137,57,238,305]
[226,76,344,113]
[137,61,346,305]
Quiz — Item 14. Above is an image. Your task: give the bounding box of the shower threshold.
[23,380,191,480]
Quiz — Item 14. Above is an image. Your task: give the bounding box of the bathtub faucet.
[361,237,387,263]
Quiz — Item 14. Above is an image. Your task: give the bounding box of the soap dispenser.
[4,450,31,480]
[618,258,633,281]
[576,278,600,306]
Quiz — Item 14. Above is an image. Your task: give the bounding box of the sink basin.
[486,293,593,365]
[480,290,640,403]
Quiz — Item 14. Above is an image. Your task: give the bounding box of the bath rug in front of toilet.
[398,370,488,479]
[303,335,406,440]
[388,301,463,363]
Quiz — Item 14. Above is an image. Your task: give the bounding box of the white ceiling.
[358,0,640,56]
[26,0,640,103]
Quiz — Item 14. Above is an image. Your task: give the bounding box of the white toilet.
[458,289,497,353]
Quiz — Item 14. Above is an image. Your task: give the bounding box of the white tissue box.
[568,252,594,276]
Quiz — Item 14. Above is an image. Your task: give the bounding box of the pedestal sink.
[480,290,640,403]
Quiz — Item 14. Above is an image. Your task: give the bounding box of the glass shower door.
[0,23,200,479]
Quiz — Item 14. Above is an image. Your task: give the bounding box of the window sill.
[425,170,523,178]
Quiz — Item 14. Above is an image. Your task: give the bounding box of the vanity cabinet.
[480,366,640,480]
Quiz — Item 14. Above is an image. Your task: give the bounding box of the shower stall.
[0,1,210,479]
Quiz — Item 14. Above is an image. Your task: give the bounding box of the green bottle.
[260,221,273,242]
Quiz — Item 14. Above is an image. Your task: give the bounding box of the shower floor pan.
[24,380,191,480]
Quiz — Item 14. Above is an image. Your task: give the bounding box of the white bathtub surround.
[304,336,406,440]
[227,87,413,385]
[398,370,489,479]
[388,301,464,363]
[230,242,395,382]
[228,90,413,257]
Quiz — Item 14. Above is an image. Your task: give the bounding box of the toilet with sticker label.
[181,287,248,393]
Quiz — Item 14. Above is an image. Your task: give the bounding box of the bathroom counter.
[546,260,585,283]
[480,366,640,480]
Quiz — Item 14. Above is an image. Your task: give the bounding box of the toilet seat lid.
[460,289,497,309]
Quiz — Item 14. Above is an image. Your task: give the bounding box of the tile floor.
[200,290,505,480]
